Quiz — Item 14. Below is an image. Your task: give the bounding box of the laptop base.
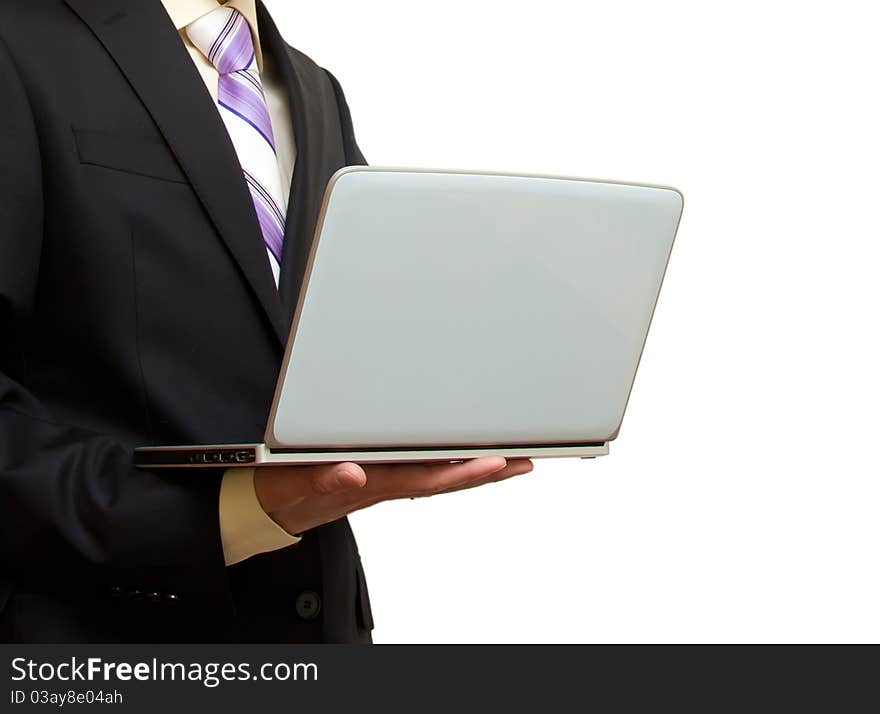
[134,442,610,468]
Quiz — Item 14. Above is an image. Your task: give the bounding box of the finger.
[381,455,509,499]
[436,458,534,495]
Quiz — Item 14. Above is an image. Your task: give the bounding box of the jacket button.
[295,591,322,620]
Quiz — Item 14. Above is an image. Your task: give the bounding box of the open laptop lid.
[264,167,682,451]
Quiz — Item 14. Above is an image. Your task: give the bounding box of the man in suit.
[0,0,533,643]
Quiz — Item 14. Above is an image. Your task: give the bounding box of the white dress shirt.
[160,0,301,565]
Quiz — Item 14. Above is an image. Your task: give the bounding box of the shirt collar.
[161,0,264,71]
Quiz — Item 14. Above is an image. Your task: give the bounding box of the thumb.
[310,462,368,495]
[254,462,367,513]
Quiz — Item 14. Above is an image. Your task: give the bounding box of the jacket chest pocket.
[73,127,188,184]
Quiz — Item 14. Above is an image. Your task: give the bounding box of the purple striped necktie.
[186,7,287,285]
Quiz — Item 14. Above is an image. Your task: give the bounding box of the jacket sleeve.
[324,68,368,167]
[0,36,232,612]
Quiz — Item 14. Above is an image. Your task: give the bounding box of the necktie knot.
[186,6,255,75]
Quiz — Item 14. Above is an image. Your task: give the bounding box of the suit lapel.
[256,2,326,329]
[64,0,287,344]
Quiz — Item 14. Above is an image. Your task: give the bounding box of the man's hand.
[254,457,534,536]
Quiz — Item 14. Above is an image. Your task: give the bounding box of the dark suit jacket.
[0,0,372,643]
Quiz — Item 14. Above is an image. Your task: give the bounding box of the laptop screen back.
[267,168,682,449]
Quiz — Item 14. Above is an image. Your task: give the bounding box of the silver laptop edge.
[135,442,610,468]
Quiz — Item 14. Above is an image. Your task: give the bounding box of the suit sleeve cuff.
[219,467,301,566]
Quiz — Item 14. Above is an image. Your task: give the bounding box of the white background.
[266,0,880,643]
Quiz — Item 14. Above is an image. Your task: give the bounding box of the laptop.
[134,167,683,468]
